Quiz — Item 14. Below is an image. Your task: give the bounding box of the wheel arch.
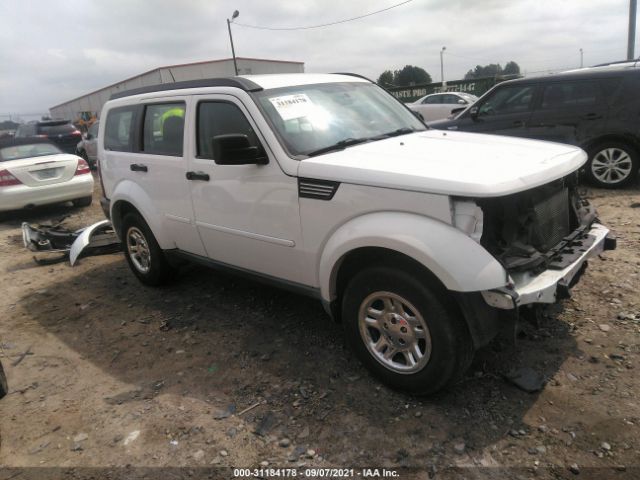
[582,134,640,154]
[110,181,172,249]
[319,212,507,308]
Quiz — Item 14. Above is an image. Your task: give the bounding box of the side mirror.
[212,134,268,165]
[457,99,466,105]
[450,107,465,117]
[469,106,479,119]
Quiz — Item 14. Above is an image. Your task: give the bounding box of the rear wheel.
[586,142,639,188]
[122,212,175,285]
[72,196,93,208]
[341,266,473,395]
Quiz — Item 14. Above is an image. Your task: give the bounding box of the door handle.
[130,163,148,172]
[512,120,525,128]
[584,113,601,120]
[186,171,210,181]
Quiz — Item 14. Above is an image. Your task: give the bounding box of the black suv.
[429,66,640,188]
[15,120,82,154]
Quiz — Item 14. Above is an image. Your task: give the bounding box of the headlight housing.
[451,199,483,243]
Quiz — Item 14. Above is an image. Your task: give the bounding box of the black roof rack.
[332,72,375,83]
[109,77,263,100]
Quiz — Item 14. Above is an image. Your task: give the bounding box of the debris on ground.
[22,219,119,266]
[503,367,545,393]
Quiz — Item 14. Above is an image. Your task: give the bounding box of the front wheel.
[341,266,473,395]
[586,142,639,188]
[121,212,175,286]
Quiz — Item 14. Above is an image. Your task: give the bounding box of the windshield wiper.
[306,137,371,157]
[370,127,417,140]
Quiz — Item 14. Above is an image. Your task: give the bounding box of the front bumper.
[482,223,614,309]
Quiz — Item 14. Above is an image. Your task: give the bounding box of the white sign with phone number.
[268,94,314,121]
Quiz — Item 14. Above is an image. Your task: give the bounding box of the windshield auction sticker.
[268,94,314,121]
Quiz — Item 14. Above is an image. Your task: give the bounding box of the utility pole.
[227,10,240,75]
[440,46,446,90]
[580,48,584,68]
[629,0,637,60]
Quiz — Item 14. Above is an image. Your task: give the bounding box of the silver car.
[76,121,99,169]
[408,92,478,122]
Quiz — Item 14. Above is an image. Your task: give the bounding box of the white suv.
[98,73,615,395]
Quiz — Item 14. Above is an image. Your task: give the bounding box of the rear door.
[102,98,206,256]
[450,83,539,137]
[527,79,607,146]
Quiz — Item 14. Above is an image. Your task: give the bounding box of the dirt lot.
[1,175,639,479]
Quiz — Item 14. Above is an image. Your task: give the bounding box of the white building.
[49,57,304,122]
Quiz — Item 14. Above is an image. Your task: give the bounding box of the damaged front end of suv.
[470,172,615,315]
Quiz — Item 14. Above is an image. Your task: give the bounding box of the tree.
[464,61,520,79]
[503,61,521,75]
[377,70,395,86]
[394,65,432,86]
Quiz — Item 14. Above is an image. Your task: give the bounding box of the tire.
[121,212,175,286]
[0,359,8,399]
[341,266,473,396]
[585,142,639,188]
[72,196,93,208]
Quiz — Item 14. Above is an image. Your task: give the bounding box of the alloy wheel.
[591,147,633,185]
[358,291,432,374]
[126,226,151,274]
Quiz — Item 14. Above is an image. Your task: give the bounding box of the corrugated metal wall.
[49,58,304,121]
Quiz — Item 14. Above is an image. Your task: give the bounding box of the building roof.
[50,57,305,109]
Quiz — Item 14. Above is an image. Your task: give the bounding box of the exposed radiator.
[531,187,570,251]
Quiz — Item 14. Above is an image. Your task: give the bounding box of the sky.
[0,0,637,120]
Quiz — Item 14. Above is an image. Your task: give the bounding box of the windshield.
[253,82,426,157]
[0,142,62,162]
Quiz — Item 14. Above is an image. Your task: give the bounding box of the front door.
[186,95,304,284]
[453,83,538,137]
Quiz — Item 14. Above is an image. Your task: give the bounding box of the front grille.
[531,187,570,251]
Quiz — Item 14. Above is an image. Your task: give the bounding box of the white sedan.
[0,138,94,212]
[408,92,478,122]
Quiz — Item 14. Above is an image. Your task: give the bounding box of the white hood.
[298,130,587,197]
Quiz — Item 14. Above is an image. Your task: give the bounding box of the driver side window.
[197,101,261,160]
[479,85,535,116]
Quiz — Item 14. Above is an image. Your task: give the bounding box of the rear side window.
[442,94,462,104]
[105,107,135,152]
[541,81,599,109]
[142,103,185,156]
[197,101,261,159]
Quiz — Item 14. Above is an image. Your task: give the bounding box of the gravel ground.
[0,174,639,479]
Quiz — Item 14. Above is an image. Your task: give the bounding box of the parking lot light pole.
[440,46,446,89]
[580,48,584,68]
[629,0,637,60]
[227,10,240,75]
